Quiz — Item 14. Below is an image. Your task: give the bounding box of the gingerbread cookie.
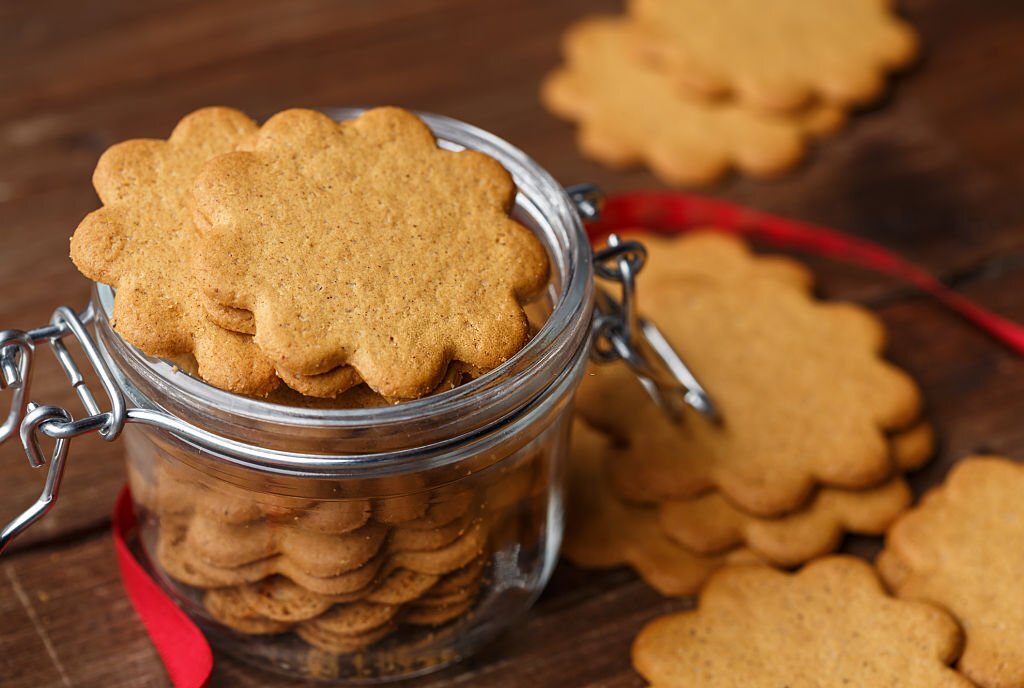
[633,556,970,687]
[363,567,440,605]
[204,588,292,635]
[150,458,374,533]
[578,234,920,515]
[628,0,918,111]
[281,555,387,597]
[69,107,281,396]
[158,522,278,589]
[404,597,476,627]
[656,420,931,565]
[659,475,910,567]
[881,456,1024,688]
[275,365,364,400]
[388,520,487,576]
[192,107,549,399]
[564,421,754,596]
[541,17,845,185]
[236,577,336,622]
[296,622,396,654]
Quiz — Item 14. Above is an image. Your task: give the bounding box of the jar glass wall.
[94,110,594,682]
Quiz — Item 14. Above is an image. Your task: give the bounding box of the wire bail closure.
[0,304,127,554]
[0,183,715,554]
[566,183,719,424]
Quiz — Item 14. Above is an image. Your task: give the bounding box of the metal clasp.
[0,305,127,554]
[566,184,719,423]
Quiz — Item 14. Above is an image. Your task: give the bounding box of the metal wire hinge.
[0,304,126,554]
[565,184,719,424]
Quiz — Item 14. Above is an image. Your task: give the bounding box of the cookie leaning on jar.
[72,106,554,667]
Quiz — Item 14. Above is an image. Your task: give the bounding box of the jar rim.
[93,107,594,470]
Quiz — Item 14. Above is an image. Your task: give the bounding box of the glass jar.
[90,109,593,682]
[2,108,706,683]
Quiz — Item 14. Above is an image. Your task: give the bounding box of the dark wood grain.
[1,0,1024,685]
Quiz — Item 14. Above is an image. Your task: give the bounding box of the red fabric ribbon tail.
[113,487,213,688]
[587,190,1024,357]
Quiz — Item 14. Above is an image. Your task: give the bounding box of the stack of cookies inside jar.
[69,106,558,677]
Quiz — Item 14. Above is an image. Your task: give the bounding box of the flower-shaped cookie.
[881,456,1024,688]
[629,0,918,111]
[192,107,549,399]
[565,421,753,596]
[541,17,845,185]
[576,233,921,515]
[657,421,930,566]
[633,557,971,687]
[70,107,280,395]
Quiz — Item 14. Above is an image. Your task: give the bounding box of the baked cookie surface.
[633,556,971,687]
[193,107,549,399]
[881,456,1024,688]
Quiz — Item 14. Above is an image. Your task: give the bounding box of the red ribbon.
[113,487,213,687]
[586,190,1024,356]
[110,191,1024,688]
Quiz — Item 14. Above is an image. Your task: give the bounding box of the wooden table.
[2,1,1023,685]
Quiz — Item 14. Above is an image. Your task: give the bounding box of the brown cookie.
[236,576,335,623]
[295,622,396,654]
[632,556,969,687]
[891,421,936,472]
[628,0,919,111]
[371,491,431,525]
[427,555,487,598]
[363,567,440,605]
[274,365,363,400]
[483,453,546,513]
[151,455,321,526]
[655,421,931,565]
[279,523,389,578]
[275,499,372,536]
[305,602,399,637]
[69,107,280,396]
[541,18,845,185]
[564,421,755,596]
[192,107,549,399]
[157,522,278,589]
[578,233,920,515]
[157,517,391,595]
[263,383,391,410]
[185,516,277,568]
[880,456,1024,688]
[396,490,476,530]
[404,597,476,627]
[201,295,255,333]
[416,579,481,610]
[204,588,292,635]
[273,353,479,402]
[388,510,473,553]
[659,476,911,566]
[280,553,387,597]
[388,520,487,576]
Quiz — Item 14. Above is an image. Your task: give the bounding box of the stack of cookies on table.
[565,231,932,595]
[568,233,1024,686]
[541,0,919,185]
[70,106,551,654]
